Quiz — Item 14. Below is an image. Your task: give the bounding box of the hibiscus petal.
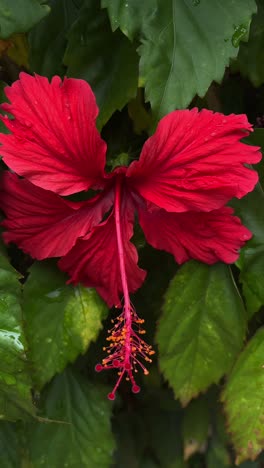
[59,207,146,307]
[138,204,251,264]
[127,109,261,212]
[0,172,113,259]
[0,73,107,195]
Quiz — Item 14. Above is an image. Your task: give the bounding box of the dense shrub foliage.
[0,1,264,467]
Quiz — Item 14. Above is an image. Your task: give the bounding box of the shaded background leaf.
[25,368,115,467]
[0,0,50,39]
[0,421,20,467]
[232,183,264,318]
[237,0,264,87]
[29,0,81,78]
[183,396,210,460]
[64,0,139,130]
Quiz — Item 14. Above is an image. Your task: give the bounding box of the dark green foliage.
[1,0,264,466]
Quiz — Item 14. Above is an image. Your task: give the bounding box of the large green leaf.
[64,0,139,129]
[222,328,264,464]
[29,0,81,78]
[139,0,256,119]
[0,247,34,420]
[0,0,50,39]
[157,262,246,405]
[26,369,115,467]
[237,0,264,87]
[23,261,108,389]
[231,183,264,317]
[101,0,156,40]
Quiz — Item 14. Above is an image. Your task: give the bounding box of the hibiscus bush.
[1,0,264,467]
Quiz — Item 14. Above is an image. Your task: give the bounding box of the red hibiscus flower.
[0,73,261,399]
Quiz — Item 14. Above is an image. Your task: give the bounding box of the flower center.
[95,177,154,400]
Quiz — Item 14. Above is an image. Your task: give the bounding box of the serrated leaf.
[237,0,264,86]
[101,0,156,40]
[0,0,50,39]
[222,328,264,464]
[157,262,246,405]
[64,0,138,129]
[231,184,264,317]
[26,369,115,467]
[29,0,80,78]
[23,261,108,389]
[0,421,20,467]
[0,246,35,420]
[139,0,256,119]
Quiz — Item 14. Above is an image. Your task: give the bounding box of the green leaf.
[222,328,264,464]
[0,247,35,420]
[29,0,81,78]
[139,0,256,119]
[183,397,210,460]
[23,261,108,389]
[237,1,264,86]
[0,0,50,39]
[128,88,152,134]
[157,261,246,405]
[101,0,156,40]
[239,462,260,468]
[3,33,29,68]
[26,369,115,467]
[0,421,21,467]
[64,0,139,130]
[231,183,264,317]
[206,439,231,468]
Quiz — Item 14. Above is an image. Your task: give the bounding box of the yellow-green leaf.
[222,329,264,463]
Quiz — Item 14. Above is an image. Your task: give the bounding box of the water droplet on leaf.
[46,289,62,299]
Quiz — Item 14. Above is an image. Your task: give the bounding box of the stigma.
[95,303,154,400]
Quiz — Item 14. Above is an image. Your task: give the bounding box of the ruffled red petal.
[0,172,113,259]
[138,204,251,264]
[127,109,261,212]
[0,73,107,195]
[59,206,146,307]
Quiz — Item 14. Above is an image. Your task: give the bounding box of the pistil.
[95,177,154,400]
